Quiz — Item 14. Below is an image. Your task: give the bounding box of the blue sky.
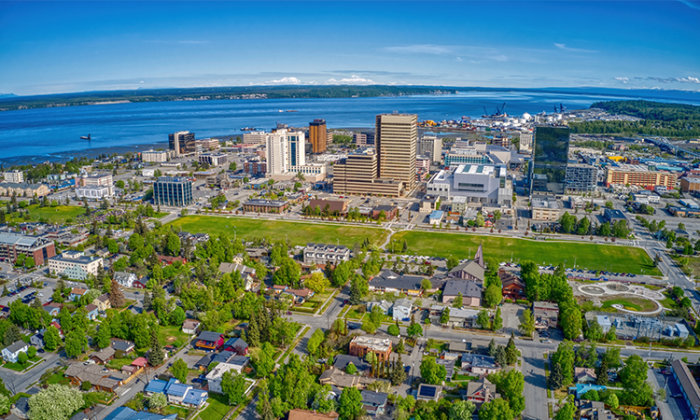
[1,1,699,95]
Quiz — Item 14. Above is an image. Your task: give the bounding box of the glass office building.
[530,126,570,196]
[153,177,194,207]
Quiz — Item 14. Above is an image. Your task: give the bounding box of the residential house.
[361,390,388,417]
[282,288,315,304]
[318,367,388,390]
[288,409,339,420]
[122,357,147,377]
[65,363,129,392]
[349,336,392,362]
[392,298,412,321]
[30,333,44,349]
[303,243,351,266]
[110,338,135,358]
[182,319,201,335]
[436,359,456,380]
[144,379,168,396]
[195,331,224,351]
[445,307,480,328]
[70,288,88,301]
[368,269,425,296]
[464,378,500,409]
[575,367,597,384]
[333,355,371,375]
[442,280,482,307]
[461,354,500,375]
[133,278,148,289]
[576,400,617,420]
[43,302,63,316]
[569,384,608,399]
[366,300,392,315]
[206,362,245,394]
[157,255,187,265]
[11,396,30,420]
[93,294,111,312]
[2,340,28,363]
[499,270,525,301]
[165,379,192,404]
[182,389,209,409]
[114,272,137,288]
[85,304,99,320]
[448,341,472,354]
[103,407,177,420]
[218,262,256,290]
[533,301,560,329]
[417,384,442,402]
[90,346,116,365]
[223,338,249,356]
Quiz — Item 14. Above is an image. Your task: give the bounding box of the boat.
[279,110,284,113]
[286,110,298,112]
[80,134,91,140]
[240,127,255,131]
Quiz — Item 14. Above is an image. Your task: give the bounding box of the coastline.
[0,141,169,166]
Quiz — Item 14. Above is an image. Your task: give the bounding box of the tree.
[221,371,247,405]
[555,402,576,420]
[619,354,654,406]
[440,307,450,325]
[492,307,503,331]
[551,341,575,386]
[170,306,186,326]
[602,347,622,369]
[483,283,503,308]
[421,278,432,291]
[396,339,405,354]
[518,309,535,337]
[605,393,619,409]
[407,322,423,340]
[307,328,325,357]
[4,324,21,346]
[420,358,447,384]
[561,306,582,340]
[345,363,357,375]
[312,385,337,414]
[27,346,37,358]
[253,342,276,378]
[43,325,61,351]
[489,369,525,415]
[505,335,518,365]
[0,394,9,416]
[388,324,400,336]
[109,280,125,308]
[166,232,181,256]
[494,346,507,367]
[586,318,604,341]
[549,362,564,390]
[17,351,28,365]
[488,339,498,357]
[477,310,491,329]
[305,271,330,293]
[65,329,87,358]
[449,400,476,420]
[149,331,165,367]
[446,256,460,271]
[390,355,407,385]
[273,257,301,287]
[28,384,84,420]
[170,358,189,384]
[478,398,514,420]
[149,392,167,410]
[453,292,463,308]
[338,387,362,420]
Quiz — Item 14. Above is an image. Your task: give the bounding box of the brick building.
[0,232,55,265]
[349,336,392,362]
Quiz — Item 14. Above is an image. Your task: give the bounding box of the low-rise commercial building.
[2,170,23,183]
[333,148,404,197]
[141,149,169,163]
[0,232,55,265]
[76,185,112,200]
[199,153,228,167]
[533,301,559,328]
[242,199,289,213]
[0,182,50,197]
[195,138,220,151]
[349,336,392,362]
[681,177,700,193]
[442,280,482,307]
[671,359,700,418]
[605,165,677,189]
[368,269,425,296]
[78,172,114,196]
[243,161,266,175]
[427,164,512,206]
[531,199,561,221]
[49,251,103,280]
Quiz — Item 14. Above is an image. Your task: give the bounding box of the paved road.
[0,351,62,395]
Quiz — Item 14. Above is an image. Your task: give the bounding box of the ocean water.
[0,89,698,164]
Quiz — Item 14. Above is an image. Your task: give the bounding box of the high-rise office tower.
[309,119,327,154]
[376,113,418,192]
[265,129,306,175]
[529,126,570,196]
[419,135,443,164]
[168,131,195,156]
[153,177,194,207]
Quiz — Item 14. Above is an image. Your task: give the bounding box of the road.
[0,351,62,395]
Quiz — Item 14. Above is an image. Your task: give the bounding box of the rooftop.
[350,336,392,353]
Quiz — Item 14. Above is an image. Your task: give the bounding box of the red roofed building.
[157,255,187,265]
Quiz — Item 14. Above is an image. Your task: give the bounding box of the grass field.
[168,216,388,247]
[392,231,660,275]
[197,393,231,420]
[7,205,86,224]
[600,297,658,312]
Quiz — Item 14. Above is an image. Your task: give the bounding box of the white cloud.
[614,77,629,83]
[339,75,373,83]
[265,77,302,84]
[648,76,700,84]
[554,43,598,53]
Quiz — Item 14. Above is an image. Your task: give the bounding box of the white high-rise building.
[265,129,306,175]
[2,171,24,183]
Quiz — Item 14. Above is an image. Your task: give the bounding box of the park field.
[168,216,388,248]
[392,231,660,275]
[7,205,86,224]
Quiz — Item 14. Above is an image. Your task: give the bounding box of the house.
[103,407,177,420]
[182,319,202,335]
[271,285,288,295]
[366,300,392,315]
[93,294,111,312]
[461,354,500,375]
[50,321,64,338]
[11,396,30,419]
[349,336,392,362]
[499,270,525,301]
[90,346,116,365]
[575,367,597,383]
[318,367,388,390]
[436,359,456,380]
[368,269,425,296]
[392,298,412,321]
[182,389,209,408]
[144,379,168,396]
[110,338,135,358]
[195,331,224,351]
[671,359,700,418]
[442,280,482,307]
[333,355,371,375]
[445,307,480,328]
[133,278,148,289]
[361,390,388,417]
[65,363,129,392]
[428,210,444,225]
[533,301,560,328]
[70,288,88,301]
[85,304,99,320]
[218,262,257,290]
[303,243,351,266]
[417,384,442,402]
[569,384,607,399]
[43,302,63,316]
[2,340,28,363]
[165,379,192,404]
[206,363,245,394]
[288,409,339,420]
[122,357,148,377]
[282,288,315,304]
[576,400,617,420]
[448,341,472,354]
[223,338,249,356]
[114,272,137,288]
[30,333,44,349]
[464,378,500,409]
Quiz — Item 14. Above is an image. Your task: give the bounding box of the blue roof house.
[182,389,209,408]
[165,380,192,404]
[429,210,444,225]
[144,379,168,396]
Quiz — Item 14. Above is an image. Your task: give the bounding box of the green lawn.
[162,405,192,419]
[7,205,86,224]
[392,231,660,275]
[197,393,231,420]
[159,325,192,348]
[168,216,388,248]
[600,297,658,312]
[107,358,134,370]
[660,291,680,309]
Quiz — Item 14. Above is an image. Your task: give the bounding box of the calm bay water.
[0,89,698,164]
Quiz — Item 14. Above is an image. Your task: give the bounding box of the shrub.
[81,381,92,391]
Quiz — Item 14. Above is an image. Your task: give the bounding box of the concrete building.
[376,113,418,192]
[169,131,195,156]
[76,185,112,200]
[419,135,443,164]
[243,131,267,144]
[303,243,351,266]
[199,153,228,167]
[0,182,50,197]
[531,199,561,221]
[349,336,392,362]
[605,164,677,189]
[427,164,512,206]
[444,149,492,167]
[332,148,403,197]
[353,132,367,147]
[266,129,306,175]
[368,269,425,296]
[195,138,220,151]
[153,177,193,207]
[242,199,289,213]
[2,170,23,183]
[78,172,114,196]
[681,177,700,193]
[565,164,597,192]
[309,119,327,154]
[141,149,169,163]
[0,232,56,265]
[519,131,533,153]
[49,251,103,280]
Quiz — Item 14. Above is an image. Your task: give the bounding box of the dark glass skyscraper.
[530,126,570,196]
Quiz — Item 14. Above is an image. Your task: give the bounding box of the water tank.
[522,112,531,120]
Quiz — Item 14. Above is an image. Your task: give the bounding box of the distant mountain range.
[0,85,697,112]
